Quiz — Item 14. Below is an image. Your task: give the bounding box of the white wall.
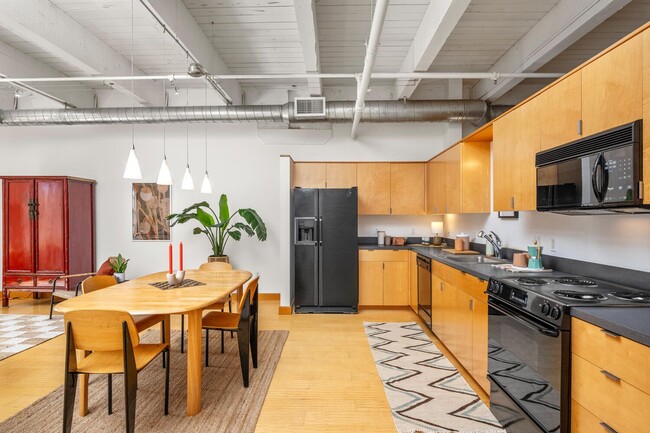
[0,121,447,306]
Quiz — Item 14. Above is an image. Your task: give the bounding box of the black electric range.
[485,274,650,433]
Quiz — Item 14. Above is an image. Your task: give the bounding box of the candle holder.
[175,270,186,284]
[166,273,179,286]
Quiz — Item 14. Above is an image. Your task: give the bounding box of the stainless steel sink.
[446,255,506,264]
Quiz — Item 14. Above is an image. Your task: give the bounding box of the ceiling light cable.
[123,0,142,179]
[157,25,173,185]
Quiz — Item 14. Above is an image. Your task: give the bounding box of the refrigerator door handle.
[318,217,323,246]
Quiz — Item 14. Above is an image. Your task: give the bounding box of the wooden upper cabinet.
[427,159,445,214]
[326,163,357,188]
[390,163,425,215]
[539,71,582,151]
[428,142,490,214]
[492,99,540,211]
[357,163,391,215]
[582,34,643,136]
[294,163,326,188]
[641,29,650,204]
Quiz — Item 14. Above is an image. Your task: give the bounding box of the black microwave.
[536,120,649,214]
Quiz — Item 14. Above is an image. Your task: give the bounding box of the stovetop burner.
[554,277,598,287]
[553,290,607,301]
[516,277,549,286]
[609,291,650,302]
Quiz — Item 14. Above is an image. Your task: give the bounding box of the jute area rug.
[0,314,64,361]
[365,322,506,433]
[0,329,288,433]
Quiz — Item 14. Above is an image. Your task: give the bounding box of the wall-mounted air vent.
[294,97,326,118]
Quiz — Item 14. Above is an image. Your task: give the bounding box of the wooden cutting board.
[441,248,480,255]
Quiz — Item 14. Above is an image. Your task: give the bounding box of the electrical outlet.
[550,237,557,252]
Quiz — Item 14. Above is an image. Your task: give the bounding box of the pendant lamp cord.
[130,0,135,150]
[162,25,166,159]
[186,52,190,166]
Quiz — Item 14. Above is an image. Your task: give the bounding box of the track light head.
[188,63,205,77]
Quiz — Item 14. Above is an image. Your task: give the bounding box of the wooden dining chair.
[62,310,170,433]
[202,274,259,387]
[178,262,233,354]
[81,276,169,367]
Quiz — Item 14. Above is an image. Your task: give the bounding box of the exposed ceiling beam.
[0,38,93,108]
[141,0,242,105]
[294,0,321,96]
[471,0,633,102]
[0,0,161,106]
[393,0,471,100]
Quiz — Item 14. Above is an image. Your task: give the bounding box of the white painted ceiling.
[0,0,647,108]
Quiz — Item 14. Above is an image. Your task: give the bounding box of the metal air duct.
[0,100,489,126]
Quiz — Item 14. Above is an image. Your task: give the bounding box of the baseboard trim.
[259,293,280,301]
[358,305,412,311]
[278,306,292,315]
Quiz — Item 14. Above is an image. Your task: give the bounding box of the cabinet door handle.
[577,119,583,136]
[600,370,621,382]
[600,422,618,433]
[48,279,53,284]
[510,196,515,209]
[17,278,22,284]
[469,299,474,311]
[600,329,621,339]
[440,282,444,291]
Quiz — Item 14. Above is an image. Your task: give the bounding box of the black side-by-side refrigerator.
[293,187,358,313]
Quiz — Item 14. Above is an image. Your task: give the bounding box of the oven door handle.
[488,298,560,338]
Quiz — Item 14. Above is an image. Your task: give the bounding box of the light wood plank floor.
[0,296,488,432]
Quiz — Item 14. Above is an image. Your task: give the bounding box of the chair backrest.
[198,262,233,271]
[238,274,259,317]
[81,275,117,294]
[64,310,139,351]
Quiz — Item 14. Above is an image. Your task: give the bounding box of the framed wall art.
[132,183,171,241]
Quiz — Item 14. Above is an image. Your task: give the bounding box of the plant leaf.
[193,227,207,235]
[196,207,215,228]
[219,194,230,224]
[238,208,267,241]
[234,222,254,236]
[227,229,242,241]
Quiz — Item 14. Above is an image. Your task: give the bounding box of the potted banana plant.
[167,194,267,263]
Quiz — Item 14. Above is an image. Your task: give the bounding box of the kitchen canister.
[455,233,470,251]
[377,230,385,245]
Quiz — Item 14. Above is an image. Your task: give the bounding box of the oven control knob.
[541,303,551,315]
[488,281,501,294]
[549,306,561,320]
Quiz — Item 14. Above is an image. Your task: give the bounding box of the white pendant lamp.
[123,0,142,180]
[157,155,173,185]
[181,165,194,190]
[123,145,142,179]
[200,171,212,194]
[181,53,195,190]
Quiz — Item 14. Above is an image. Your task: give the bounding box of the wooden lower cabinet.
[358,250,409,306]
[571,318,650,432]
[430,261,488,392]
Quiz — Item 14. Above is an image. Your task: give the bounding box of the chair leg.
[229,298,234,338]
[124,371,137,433]
[251,315,258,369]
[164,349,170,416]
[62,372,77,433]
[49,295,56,320]
[205,329,209,367]
[180,314,185,354]
[161,320,166,368]
[221,330,225,354]
[237,322,250,388]
[108,374,113,414]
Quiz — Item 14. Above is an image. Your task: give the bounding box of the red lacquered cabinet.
[2,176,95,307]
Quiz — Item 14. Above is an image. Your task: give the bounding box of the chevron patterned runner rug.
[0,314,64,361]
[365,322,506,433]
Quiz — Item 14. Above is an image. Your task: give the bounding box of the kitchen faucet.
[478,230,503,259]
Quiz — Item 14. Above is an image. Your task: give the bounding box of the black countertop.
[358,243,650,347]
[570,307,650,347]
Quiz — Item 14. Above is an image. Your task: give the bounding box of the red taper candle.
[179,241,184,271]
[168,243,173,274]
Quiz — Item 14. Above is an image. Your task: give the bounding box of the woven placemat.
[149,279,206,290]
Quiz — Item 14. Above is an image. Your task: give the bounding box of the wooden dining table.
[55,269,252,416]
